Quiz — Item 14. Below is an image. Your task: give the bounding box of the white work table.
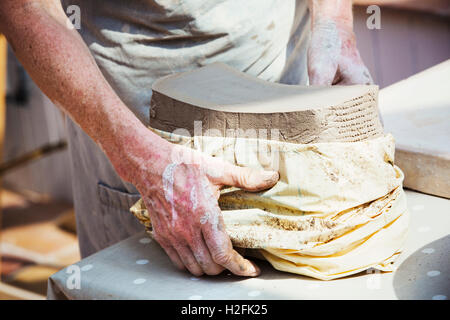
[47,190,449,300]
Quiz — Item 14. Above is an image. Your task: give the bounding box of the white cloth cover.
[131,129,409,280]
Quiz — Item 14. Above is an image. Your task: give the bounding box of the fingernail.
[248,261,260,276]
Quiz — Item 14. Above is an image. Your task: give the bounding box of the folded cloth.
[130,129,409,280]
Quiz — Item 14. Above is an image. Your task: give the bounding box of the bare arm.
[307,0,373,85]
[0,0,162,177]
[0,0,279,277]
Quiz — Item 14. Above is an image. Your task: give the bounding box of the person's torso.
[62,0,307,123]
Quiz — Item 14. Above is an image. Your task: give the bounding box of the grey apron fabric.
[62,0,311,257]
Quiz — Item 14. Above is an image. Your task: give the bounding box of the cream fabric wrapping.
[130,129,409,280]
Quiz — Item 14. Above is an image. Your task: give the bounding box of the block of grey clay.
[150,62,384,144]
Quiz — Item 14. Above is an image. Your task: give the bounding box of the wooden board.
[0,282,45,300]
[1,222,80,268]
[379,60,450,198]
[1,34,8,279]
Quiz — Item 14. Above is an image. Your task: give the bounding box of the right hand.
[133,144,279,277]
[307,19,373,86]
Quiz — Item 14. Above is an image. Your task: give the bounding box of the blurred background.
[0,1,449,299]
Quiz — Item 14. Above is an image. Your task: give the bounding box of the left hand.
[307,19,373,85]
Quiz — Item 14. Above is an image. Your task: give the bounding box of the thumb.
[219,164,279,192]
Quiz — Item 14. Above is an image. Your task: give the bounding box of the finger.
[190,234,225,276]
[200,206,260,277]
[307,43,339,85]
[158,241,185,271]
[338,57,374,85]
[149,217,185,271]
[219,164,279,192]
[196,176,260,276]
[173,244,204,277]
[188,178,226,275]
[307,20,341,85]
[145,202,186,271]
[203,227,260,277]
[348,65,373,85]
[308,59,338,85]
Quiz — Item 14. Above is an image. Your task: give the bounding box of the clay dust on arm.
[0,0,280,277]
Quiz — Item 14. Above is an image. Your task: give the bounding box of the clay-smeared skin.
[308,0,373,85]
[0,0,279,277]
[144,157,280,277]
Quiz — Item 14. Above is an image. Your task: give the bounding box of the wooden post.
[0,34,8,284]
[0,35,6,173]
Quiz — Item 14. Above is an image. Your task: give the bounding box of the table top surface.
[47,190,449,300]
